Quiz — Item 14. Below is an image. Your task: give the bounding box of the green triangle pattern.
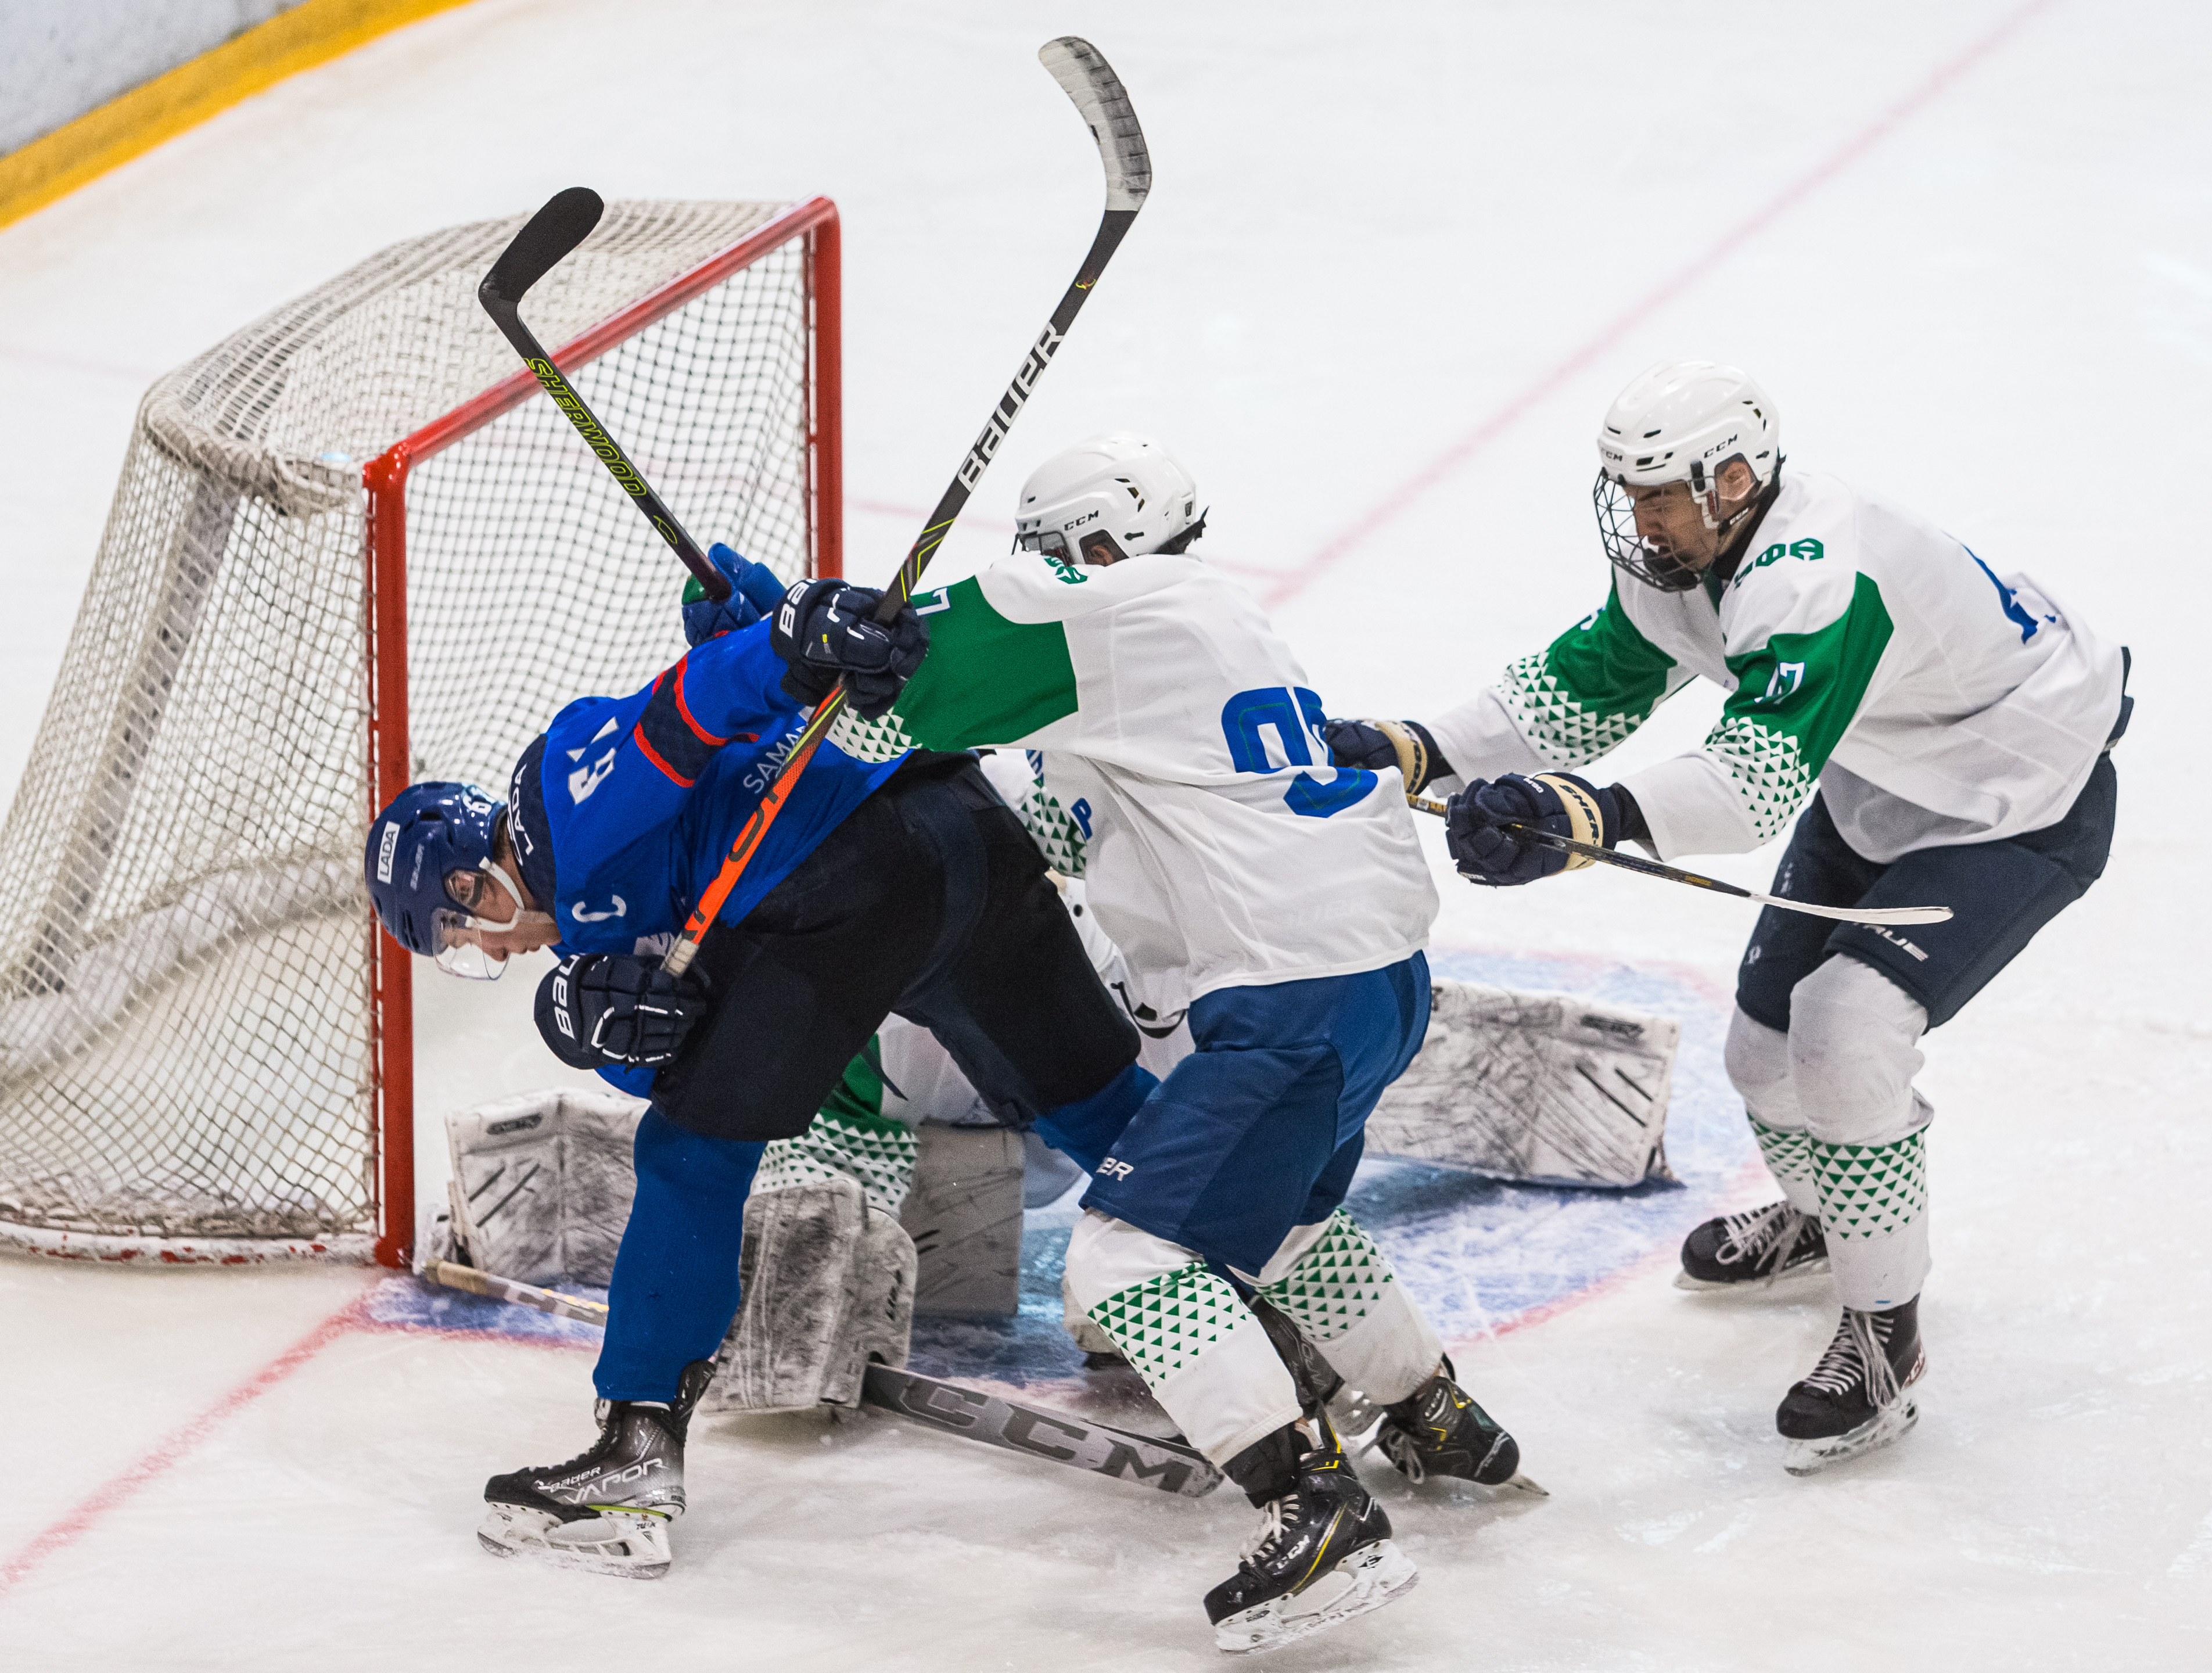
[754,1108,920,1216]
[1748,1114,1815,1188]
[1011,783,1087,878]
[1703,715,1815,843]
[827,708,917,766]
[1500,654,1649,766]
[1086,1261,1249,1387]
[1808,1130,1927,1241]
[1254,1210,1394,1346]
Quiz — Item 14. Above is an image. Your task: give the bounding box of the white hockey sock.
[752,1103,918,1215]
[1726,1006,1822,1215]
[1247,1210,1442,1408]
[1064,1211,1300,1466]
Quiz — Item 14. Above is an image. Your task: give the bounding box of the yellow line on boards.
[0,0,484,234]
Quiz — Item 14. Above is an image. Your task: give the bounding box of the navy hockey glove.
[681,543,787,647]
[1445,772,1638,886]
[770,577,928,720]
[1322,717,1450,794]
[535,953,708,1069]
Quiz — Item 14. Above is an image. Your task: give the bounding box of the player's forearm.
[1613,751,1771,860]
[1419,689,1552,792]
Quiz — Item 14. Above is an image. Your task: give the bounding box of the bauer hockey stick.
[477,187,731,601]
[660,36,1151,977]
[423,1261,1222,1498]
[1406,794,1954,927]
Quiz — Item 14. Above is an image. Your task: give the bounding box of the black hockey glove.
[770,578,929,720]
[1322,717,1450,794]
[534,953,708,1069]
[1445,772,1642,886]
[681,542,788,647]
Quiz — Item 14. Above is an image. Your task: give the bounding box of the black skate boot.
[479,1359,716,1578]
[1776,1297,1925,1475]
[1374,1356,1535,1491]
[1676,1200,1829,1290]
[1204,1413,1417,1655]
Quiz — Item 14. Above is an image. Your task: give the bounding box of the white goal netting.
[0,199,828,1261]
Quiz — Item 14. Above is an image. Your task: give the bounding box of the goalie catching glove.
[535,953,708,1068]
[770,578,928,720]
[1322,717,1449,795]
[1445,772,1643,886]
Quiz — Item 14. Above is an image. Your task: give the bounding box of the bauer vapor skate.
[1676,1200,1829,1290]
[1777,1298,1924,1475]
[1205,1413,1417,1656]
[1373,1356,1544,1495]
[479,1359,715,1578]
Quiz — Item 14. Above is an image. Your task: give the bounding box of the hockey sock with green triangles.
[1809,1128,1929,1311]
[1750,1113,1822,1216]
[1249,1210,1442,1408]
[1065,1210,1301,1464]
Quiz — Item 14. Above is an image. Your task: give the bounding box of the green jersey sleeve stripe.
[1500,580,1679,765]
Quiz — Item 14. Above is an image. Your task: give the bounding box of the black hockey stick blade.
[862,1363,1222,1498]
[473,188,727,598]
[1037,38,1151,213]
[480,185,604,313]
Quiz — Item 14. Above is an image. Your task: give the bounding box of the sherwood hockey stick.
[1406,794,1953,927]
[423,1260,1221,1498]
[477,187,730,601]
[661,36,1150,976]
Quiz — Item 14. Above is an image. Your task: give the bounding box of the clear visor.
[429,909,510,981]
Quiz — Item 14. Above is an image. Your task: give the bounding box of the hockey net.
[0,196,840,1266]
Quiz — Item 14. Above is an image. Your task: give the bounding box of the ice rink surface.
[3,0,2209,1666]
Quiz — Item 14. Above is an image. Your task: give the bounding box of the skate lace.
[1240,1494,1301,1566]
[1802,1310,1902,1406]
[1716,1202,1811,1277]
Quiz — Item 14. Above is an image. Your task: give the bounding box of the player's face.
[442,867,561,960]
[1626,480,1722,569]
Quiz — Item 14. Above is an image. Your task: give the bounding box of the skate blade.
[1674,1255,1832,1293]
[1498,1471,1549,1498]
[1782,1399,1919,1477]
[477,1504,673,1578]
[1213,1539,1419,1656]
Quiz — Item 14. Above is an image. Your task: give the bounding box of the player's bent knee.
[1724,1005,1798,1118]
[1787,956,1932,1146]
[1064,1208,1204,1314]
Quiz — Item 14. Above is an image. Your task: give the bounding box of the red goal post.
[364,198,842,1268]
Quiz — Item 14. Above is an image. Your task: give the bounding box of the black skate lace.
[1716,1202,1812,1276]
[1802,1309,1903,1406]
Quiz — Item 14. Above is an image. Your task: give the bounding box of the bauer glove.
[681,543,788,647]
[1445,772,1640,886]
[770,578,929,720]
[535,953,708,1069]
[1322,717,1450,794]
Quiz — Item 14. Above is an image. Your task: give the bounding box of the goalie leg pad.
[706,1176,917,1415]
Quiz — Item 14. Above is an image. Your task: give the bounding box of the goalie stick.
[422,1260,1222,1499]
[661,36,1150,976]
[477,186,730,601]
[1407,793,1952,927]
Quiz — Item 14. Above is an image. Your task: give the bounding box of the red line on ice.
[0,1291,367,1597]
[1261,0,2062,612]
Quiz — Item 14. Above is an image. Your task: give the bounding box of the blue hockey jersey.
[506,622,907,1094]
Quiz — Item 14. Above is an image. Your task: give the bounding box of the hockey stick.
[477,187,730,601]
[660,36,1150,976]
[1407,794,1952,927]
[421,1260,1220,1498]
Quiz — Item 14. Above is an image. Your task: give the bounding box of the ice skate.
[1204,1413,1417,1655]
[1676,1200,1829,1290]
[478,1360,715,1578]
[1373,1356,1542,1494]
[1777,1298,1924,1475]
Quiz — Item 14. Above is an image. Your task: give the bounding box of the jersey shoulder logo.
[1733,537,1826,588]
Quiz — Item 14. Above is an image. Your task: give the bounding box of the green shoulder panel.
[827,576,1081,762]
[1500,580,1679,766]
[1708,571,1895,842]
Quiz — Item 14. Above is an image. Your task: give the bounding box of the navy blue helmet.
[365,781,515,979]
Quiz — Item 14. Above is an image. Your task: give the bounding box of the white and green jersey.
[831,552,1437,1010]
[1425,468,2125,863]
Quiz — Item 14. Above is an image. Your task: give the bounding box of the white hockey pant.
[1063,1208,1443,1466]
[1726,954,1933,1311]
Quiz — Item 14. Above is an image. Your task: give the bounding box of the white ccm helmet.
[1014,433,1204,566]
[1592,361,1781,591]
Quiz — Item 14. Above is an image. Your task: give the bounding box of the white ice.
[3,1,2210,1666]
